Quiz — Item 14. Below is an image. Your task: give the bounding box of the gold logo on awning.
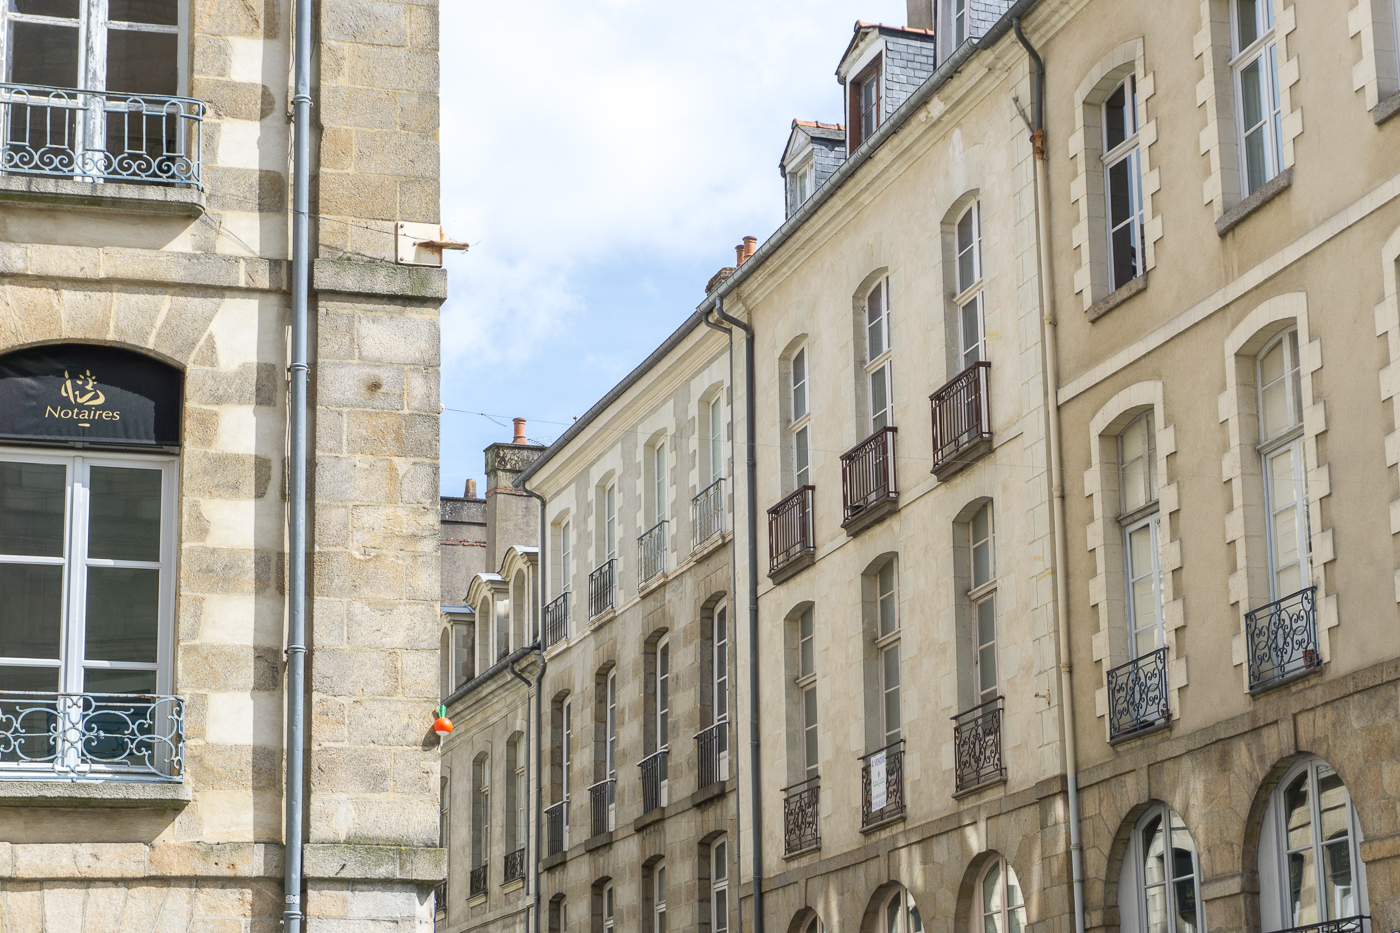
[47,369,117,427]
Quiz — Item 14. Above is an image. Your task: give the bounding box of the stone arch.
[953,849,1005,933]
[858,880,925,933]
[786,906,826,933]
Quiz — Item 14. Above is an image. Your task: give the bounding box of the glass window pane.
[1318,767,1349,841]
[87,466,163,562]
[14,0,80,15]
[1142,815,1166,883]
[871,366,888,428]
[106,29,179,96]
[1284,773,1312,850]
[0,664,58,692]
[977,597,996,647]
[1288,849,1318,926]
[110,0,179,25]
[983,862,1002,915]
[1244,124,1268,195]
[0,563,63,659]
[82,668,156,694]
[1322,839,1354,919]
[978,643,997,694]
[1236,0,1260,48]
[961,296,982,366]
[10,21,80,88]
[84,567,159,663]
[973,539,991,588]
[0,461,66,557]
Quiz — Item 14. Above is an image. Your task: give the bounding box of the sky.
[437,0,910,496]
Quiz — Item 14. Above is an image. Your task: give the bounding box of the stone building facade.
[479,315,739,933]
[0,0,447,929]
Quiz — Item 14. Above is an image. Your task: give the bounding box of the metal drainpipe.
[282,0,313,926]
[701,307,746,933]
[1014,19,1086,933]
[509,644,546,933]
[520,483,548,933]
[706,296,763,933]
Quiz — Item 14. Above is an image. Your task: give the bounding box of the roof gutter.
[695,0,1045,320]
[442,643,538,709]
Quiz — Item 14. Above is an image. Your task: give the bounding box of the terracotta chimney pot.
[465,478,477,498]
[513,418,527,445]
[735,244,745,265]
[742,236,758,263]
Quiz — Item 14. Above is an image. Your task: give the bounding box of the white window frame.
[0,448,178,700]
[708,392,724,487]
[559,518,571,596]
[656,637,670,753]
[881,888,924,933]
[955,203,985,372]
[795,606,817,781]
[604,482,617,563]
[1256,329,1309,599]
[472,753,490,869]
[652,441,667,523]
[1119,804,1205,933]
[803,917,826,933]
[561,698,572,804]
[712,837,730,933]
[1123,514,1164,660]
[603,882,615,933]
[791,346,811,489]
[511,734,527,854]
[654,861,667,933]
[976,857,1026,933]
[713,603,730,777]
[605,669,617,830]
[0,0,190,95]
[969,503,998,707]
[792,156,815,207]
[874,560,901,748]
[1101,75,1144,292]
[858,68,881,141]
[1229,0,1283,196]
[1259,758,1367,930]
[865,279,894,433]
[954,0,968,45]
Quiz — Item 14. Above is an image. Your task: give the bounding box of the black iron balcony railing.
[433,881,447,920]
[782,777,821,855]
[859,739,905,828]
[0,691,184,780]
[0,84,204,187]
[1274,916,1369,933]
[545,799,568,857]
[1245,586,1320,692]
[503,847,526,884]
[639,748,669,813]
[692,478,726,549]
[588,777,615,836]
[588,559,617,619]
[638,520,667,585]
[1107,646,1170,741]
[953,696,1005,793]
[695,720,728,790]
[931,361,992,476]
[841,426,898,524]
[543,593,569,648]
[468,865,487,898]
[768,485,815,575]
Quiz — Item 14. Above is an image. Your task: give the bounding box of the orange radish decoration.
[433,705,453,738]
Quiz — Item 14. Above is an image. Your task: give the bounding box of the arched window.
[512,570,528,648]
[880,887,924,933]
[864,278,894,433]
[712,837,730,933]
[1102,75,1144,291]
[1118,805,1203,933]
[1259,758,1366,931]
[791,345,811,488]
[603,881,615,932]
[978,857,1025,933]
[1120,411,1164,660]
[1257,329,1309,599]
[969,502,998,707]
[802,915,826,933]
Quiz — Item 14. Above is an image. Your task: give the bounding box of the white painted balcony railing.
[0,691,184,781]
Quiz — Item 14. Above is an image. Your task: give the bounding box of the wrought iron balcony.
[695,720,728,790]
[782,777,821,855]
[543,593,569,648]
[468,865,487,898]
[588,777,615,836]
[692,478,726,549]
[767,485,815,579]
[588,559,617,619]
[1107,647,1170,742]
[433,882,447,921]
[503,847,526,884]
[1274,915,1368,933]
[639,748,669,813]
[1245,586,1320,692]
[953,696,1005,793]
[0,84,203,187]
[0,691,184,780]
[931,361,992,479]
[638,520,668,585]
[841,426,898,530]
[545,799,568,857]
[859,739,905,828]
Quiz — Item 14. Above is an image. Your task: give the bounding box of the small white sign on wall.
[869,750,887,811]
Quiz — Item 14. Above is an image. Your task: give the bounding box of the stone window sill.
[1217,167,1293,236]
[0,174,205,217]
[1376,90,1400,126]
[1087,273,1149,323]
[0,778,191,809]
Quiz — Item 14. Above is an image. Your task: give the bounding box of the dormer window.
[794,161,814,204]
[856,66,881,144]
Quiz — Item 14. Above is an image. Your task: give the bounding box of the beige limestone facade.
[0,0,447,930]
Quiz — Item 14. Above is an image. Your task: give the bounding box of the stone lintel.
[301,844,447,883]
[313,257,447,301]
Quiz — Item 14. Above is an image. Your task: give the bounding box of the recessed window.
[559,518,572,596]
[882,888,924,933]
[859,70,881,141]
[865,280,894,432]
[969,503,998,706]
[653,862,668,933]
[603,882,615,933]
[1119,412,1164,662]
[1256,329,1308,598]
[1230,0,1283,195]
[978,857,1026,933]
[873,560,901,747]
[791,346,811,489]
[1120,805,1203,933]
[954,0,968,45]
[1102,76,1144,291]
[795,606,818,782]
[956,203,985,371]
[712,838,730,933]
[708,393,724,487]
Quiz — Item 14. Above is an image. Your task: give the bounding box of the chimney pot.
[741,236,758,263]
[735,244,745,265]
[465,478,478,498]
[513,418,527,445]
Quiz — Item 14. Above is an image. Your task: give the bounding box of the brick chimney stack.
[906,0,933,30]
[465,478,477,498]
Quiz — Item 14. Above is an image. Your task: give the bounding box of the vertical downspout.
[701,309,745,933]
[283,0,313,926]
[521,484,549,933]
[709,296,763,933]
[508,645,545,933]
[1014,19,1085,933]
